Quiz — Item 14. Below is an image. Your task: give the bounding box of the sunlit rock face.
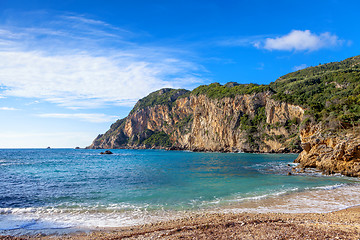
[88,89,304,153]
[295,124,360,177]
[87,87,359,177]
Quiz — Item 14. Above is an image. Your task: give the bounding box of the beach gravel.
[2,206,360,239]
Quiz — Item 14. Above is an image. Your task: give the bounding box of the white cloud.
[263,30,342,51]
[0,107,18,110]
[37,113,119,123]
[217,30,345,52]
[293,64,308,71]
[0,13,206,109]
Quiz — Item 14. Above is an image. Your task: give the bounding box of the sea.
[1,148,359,235]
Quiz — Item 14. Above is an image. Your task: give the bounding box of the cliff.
[88,55,360,176]
[295,124,360,177]
[88,87,304,153]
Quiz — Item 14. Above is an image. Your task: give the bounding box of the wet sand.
[1,205,360,240]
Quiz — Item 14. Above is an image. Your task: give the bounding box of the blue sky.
[0,0,359,148]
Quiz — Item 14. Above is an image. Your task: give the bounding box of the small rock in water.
[100,150,113,155]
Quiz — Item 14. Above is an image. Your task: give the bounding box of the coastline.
[2,183,360,239]
[3,206,360,239]
[77,205,360,239]
[89,146,302,154]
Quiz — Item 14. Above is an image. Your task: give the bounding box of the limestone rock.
[87,91,303,153]
[295,125,360,177]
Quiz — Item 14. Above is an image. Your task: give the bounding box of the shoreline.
[2,183,360,239]
[2,205,360,239]
[86,146,302,154]
[2,149,359,239]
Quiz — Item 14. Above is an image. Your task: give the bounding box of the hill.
[88,55,360,176]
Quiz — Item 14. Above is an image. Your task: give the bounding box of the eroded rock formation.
[295,124,360,177]
[88,89,303,153]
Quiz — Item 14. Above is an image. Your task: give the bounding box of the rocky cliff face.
[88,55,360,177]
[88,89,304,153]
[295,124,360,177]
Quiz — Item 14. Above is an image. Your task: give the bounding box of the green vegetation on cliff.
[130,55,360,129]
[142,131,172,147]
[88,55,359,151]
[237,107,267,149]
[130,88,190,113]
[271,55,360,127]
[191,82,272,99]
[91,118,128,148]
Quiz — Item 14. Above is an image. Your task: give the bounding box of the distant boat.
[47,147,51,149]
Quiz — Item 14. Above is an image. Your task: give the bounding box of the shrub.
[142,131,172,147]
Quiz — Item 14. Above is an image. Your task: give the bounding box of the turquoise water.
[0,149,358,233]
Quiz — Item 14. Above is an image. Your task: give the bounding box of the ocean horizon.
[1,149,359,235]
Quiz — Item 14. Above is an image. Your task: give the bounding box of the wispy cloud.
[37,113,119,123]
[0,107,18,111]
[25,100,40,105]
[293,64,308,71]
[0,13,206,109]
[262,30,343,51]
[0,50,202,108]
[217,35,269,47]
